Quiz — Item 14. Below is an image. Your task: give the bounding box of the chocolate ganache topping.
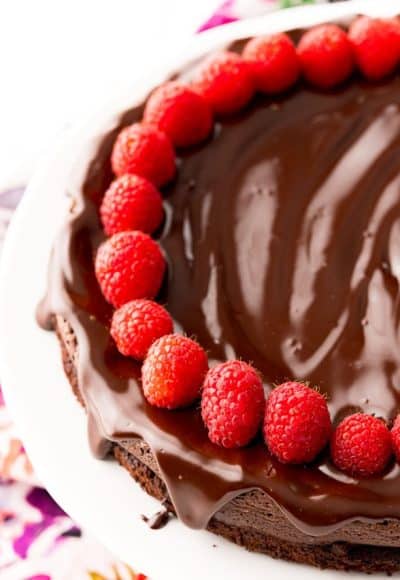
[39,56,400,533]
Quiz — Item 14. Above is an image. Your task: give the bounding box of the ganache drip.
[38,72,400,533]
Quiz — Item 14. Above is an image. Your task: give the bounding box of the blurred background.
[0,0,223,190]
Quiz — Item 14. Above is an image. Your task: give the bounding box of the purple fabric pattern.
[198,1,239,31]
[26,487,66,518]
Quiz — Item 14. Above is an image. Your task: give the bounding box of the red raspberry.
[349,17,400,81]
[243,33,300,94]
[142,334,208,409]
[297,24,354,89]
[264,382,331,464]
[111,123,175,187]
[111,299,173,360]
[143,81,213,148]
[100,174,163,237]
[201,360,264,448]
[391,415,400,462]
[193,51,254,115]
[331,414,392,477]
[95,231,165,308]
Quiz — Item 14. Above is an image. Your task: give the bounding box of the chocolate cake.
[38,16,400,573]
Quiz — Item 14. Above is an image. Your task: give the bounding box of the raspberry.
[264,382,331,464]
[143,81,213,147]
[111,299,173,360]
[201,360,264,448]
[297,24,354,89]
[243,33,300,94]
[142,334,208,409]
[349,17,400,81]
[331,414,392,477]
[111,123,175,187]
[193,51,254,115]
[100,174,163,237]
[95,231,165,307]
[391,415,400,462]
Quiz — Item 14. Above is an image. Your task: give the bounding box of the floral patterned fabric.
[199,0,327,31]
[0,1,339,578]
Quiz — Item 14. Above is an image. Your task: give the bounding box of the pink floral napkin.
[0,1,337,578]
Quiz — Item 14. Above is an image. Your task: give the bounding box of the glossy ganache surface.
[40,73,400,534]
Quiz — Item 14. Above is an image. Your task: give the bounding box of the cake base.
[114,446,400,575]
[53,314,400,574]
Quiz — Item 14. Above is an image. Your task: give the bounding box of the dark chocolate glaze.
[39,64,400,535]
[142,504,173,530]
